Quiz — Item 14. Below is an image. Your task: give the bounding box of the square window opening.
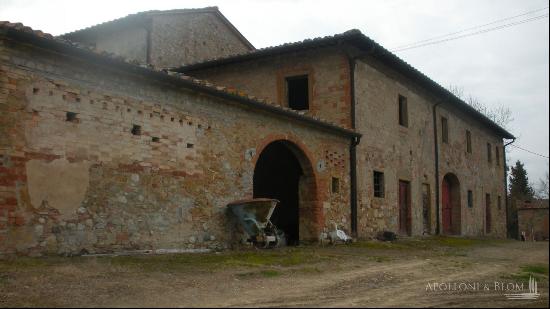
[131,125,142,136]
[66,112,78,123]
[286,75,309,110]
[373,171,385,198]
[441,117,449,144]
[466,130,472,153]
[398,95,408,127]
[331,177,340,194]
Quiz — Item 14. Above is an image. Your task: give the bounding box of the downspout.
[503,138,516,238]
[349,56,359,237]
[433,101,442,235]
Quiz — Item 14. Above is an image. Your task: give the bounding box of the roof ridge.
[175,28,513,139]
[175,29,363,69]
[0,21,356,137]
[58,6,221,38]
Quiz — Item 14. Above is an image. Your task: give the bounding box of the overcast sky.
[1,0,548,189]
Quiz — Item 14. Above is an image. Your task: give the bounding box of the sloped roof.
[176,29,514,140]
[59,7,255,50]
[0,21,358,139]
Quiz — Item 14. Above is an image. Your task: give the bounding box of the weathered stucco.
[25,158,90,219]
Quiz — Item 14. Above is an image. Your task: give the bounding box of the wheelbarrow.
[227,198,285,248]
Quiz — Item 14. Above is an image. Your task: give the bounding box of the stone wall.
[93,25,149,65]
[355,56,507,238]
[517,200,549,241]
[63,10,252,69]
[0,38,351,256]
[186,46,508,239]
[150,12,251,68]
[186,46,352,129]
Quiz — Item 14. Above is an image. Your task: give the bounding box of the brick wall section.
[186,47,353,129]
[0,38,351,255]
[355,56,507,238]
[517,200,549,241]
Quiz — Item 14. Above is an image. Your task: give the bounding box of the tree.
[536,170,549,199]
[448,84,513,130]
[507,160,535,239]
[509,160,535,200]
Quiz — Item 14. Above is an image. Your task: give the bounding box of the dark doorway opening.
[442,173,461,235]
[253,141,303,245]
[399,180,412,236]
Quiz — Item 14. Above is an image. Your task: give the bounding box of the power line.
[391,12,549,52]
[510,144,549,159]
[391,6,549,50]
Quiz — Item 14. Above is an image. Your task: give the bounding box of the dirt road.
[1,237,548,307]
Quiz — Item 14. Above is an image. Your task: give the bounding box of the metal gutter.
[349,56,358,236]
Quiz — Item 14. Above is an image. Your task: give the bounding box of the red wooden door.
[442,178,452,234]
[399,181,411,236]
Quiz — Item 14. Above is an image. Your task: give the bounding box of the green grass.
[521,264,549,275]
[501,264,549,282]
[260,269,282,277]
[351,236,508,251]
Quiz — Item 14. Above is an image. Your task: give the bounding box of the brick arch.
[252,134,323,242]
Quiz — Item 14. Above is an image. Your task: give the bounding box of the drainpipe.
[433,101,443,235]
[348,56,360,237]
[503,138,516,238]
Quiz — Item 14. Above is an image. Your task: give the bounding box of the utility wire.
[391,6,549,50]
[391,12,549,52]
[510,144,549,159]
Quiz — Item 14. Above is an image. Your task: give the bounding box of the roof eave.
[1,26,357,139]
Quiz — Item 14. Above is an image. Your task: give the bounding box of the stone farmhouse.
[0,7,514,255]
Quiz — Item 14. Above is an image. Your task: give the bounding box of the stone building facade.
[179,31,513,239]
[0,8,514,256]
[61,7,254,68]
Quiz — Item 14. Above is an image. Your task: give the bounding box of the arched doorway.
[253,140,318,245]
[442,173,461,235]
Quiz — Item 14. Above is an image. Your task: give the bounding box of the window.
[66,112,78,123]
[331,177,340,194]
[373,171,385,198]
[467,190,473,208]
[131,124,141,136]
[487,143,492,163]
[495,146,500,166]
[466,130,472,153]
[441,117,449,143]
[286,75,309,110]
[497,195,502,210]
[398,95,408,127]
